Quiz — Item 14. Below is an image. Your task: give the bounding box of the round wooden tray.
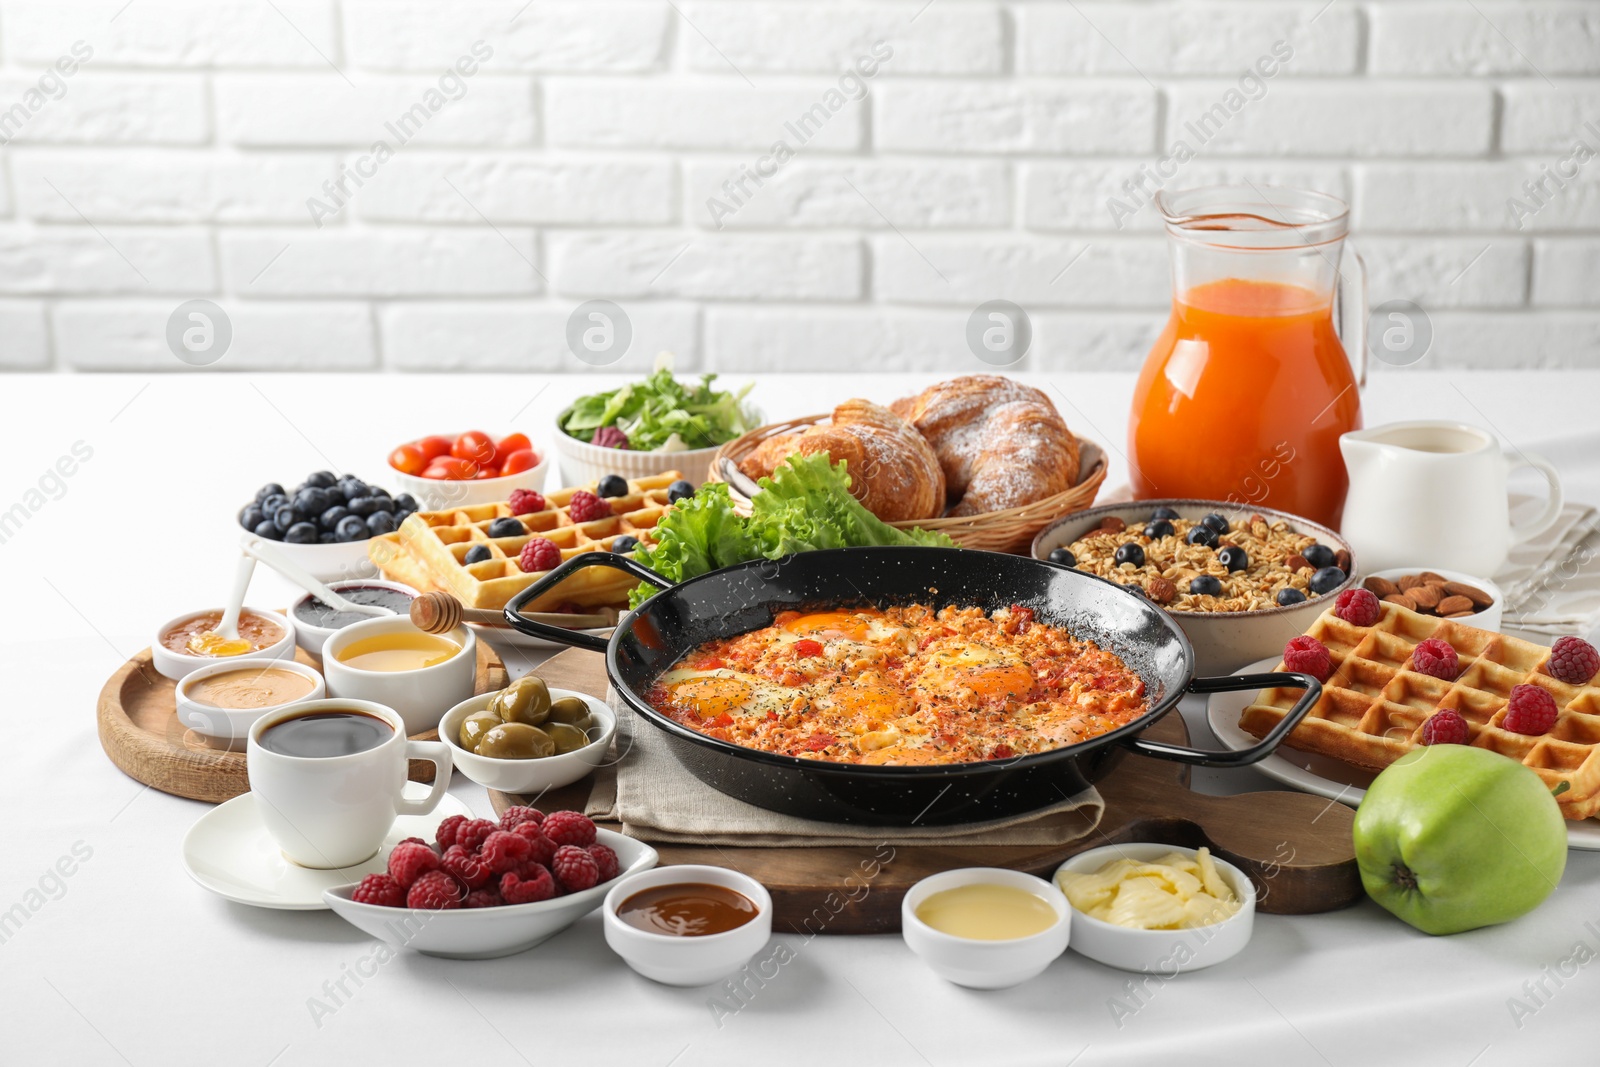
[709,413,1107,554]
[96,641,507,805]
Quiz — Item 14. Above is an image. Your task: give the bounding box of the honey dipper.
[409,590,619,634]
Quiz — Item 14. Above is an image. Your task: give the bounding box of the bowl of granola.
[1033,499,1357,674]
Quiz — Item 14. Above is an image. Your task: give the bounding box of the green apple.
[1352,745,1567,935]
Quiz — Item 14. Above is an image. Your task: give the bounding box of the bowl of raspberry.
[323,808,657,960]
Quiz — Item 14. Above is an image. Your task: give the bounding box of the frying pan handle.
[1120,672,1322,768]
[502,552,673,653]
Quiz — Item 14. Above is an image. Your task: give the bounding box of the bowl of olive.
[440,674,616,793]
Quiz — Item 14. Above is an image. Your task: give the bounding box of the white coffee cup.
[246,698,452,869]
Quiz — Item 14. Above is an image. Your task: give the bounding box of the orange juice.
[1128,278,1362,528]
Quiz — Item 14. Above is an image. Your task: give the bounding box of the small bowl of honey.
[901,868,1071,989]
[150,606,297,681]
[175,657,326,750]
[602,865,772,987]
[321,615,476,735]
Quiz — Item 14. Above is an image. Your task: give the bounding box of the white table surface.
[3,370,1598,1067]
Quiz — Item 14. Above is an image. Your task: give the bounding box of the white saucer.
[182,785,473,910]
[1206,657,1600,852]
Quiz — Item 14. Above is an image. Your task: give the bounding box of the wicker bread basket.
[707,413,1107,554]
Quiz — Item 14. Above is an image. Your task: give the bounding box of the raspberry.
[542,811,597,848]
[1334,588,1381,627]
[456,818,498,855]
[351,873,405,908]
[518,537,561,574]
[1282,635,1333,682]
[1549,637,1600,686]
[397,837,428,849]
[387,841,441,889]
[1504,684,1559,735]
[592,426,629,450]
[440,844,493,889]
[434,814,469,851]
[1420,708,1470,746]
[507,488,547,515]
[566,490,610,524]
[464,888,503,909]
[501,865,556,904]
[499,806,544,832]
[551,845,599,892]
[406,870,464,910]
[511,824,557,865]
[587,843,620,883]
[480,831,532,874]
[1411,638,1460,681]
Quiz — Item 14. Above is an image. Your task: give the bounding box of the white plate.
[1206,657,1600,851]
[182,785,474,910]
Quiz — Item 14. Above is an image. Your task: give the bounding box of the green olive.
[544,721,592,754]
[476,723,555,760]
[546,695,592,729]
[489,674,551,726]
[459,710,503,753]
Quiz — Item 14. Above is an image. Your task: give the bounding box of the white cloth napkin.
[584,689,1104,847]
[1497,497,1600,640]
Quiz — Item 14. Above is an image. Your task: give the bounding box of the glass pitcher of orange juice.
[1128,185,1366,529]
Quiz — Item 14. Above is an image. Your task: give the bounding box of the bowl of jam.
[150,607,296,681]
[289,580,419,660]
[602,865,772,986]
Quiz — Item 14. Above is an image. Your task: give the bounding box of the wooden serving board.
[492,648,1362,933]
[96,640,507,805]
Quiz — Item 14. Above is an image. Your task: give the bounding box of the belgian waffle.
[368,472,679,613]
[1239,603,1600,820]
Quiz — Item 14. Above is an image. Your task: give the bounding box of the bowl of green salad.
[554,364,758,489]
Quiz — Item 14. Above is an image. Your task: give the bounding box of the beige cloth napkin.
[1498,497,1600,639]
[585,689,1104,847]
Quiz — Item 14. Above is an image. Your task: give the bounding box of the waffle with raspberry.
[1239,603,1600,820]
[368,472,678,612]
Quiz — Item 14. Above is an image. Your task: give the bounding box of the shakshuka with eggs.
[645,604,1149,765]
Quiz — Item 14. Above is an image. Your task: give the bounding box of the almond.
[1384,593,1418,611]
[1364,576,1400,598]
[1398,574,1423,592]
[1437,595,1475,616]
[1287,554,1311,573]
[1335,548,1352,573]
[1443,581,1494,610]
[1147,577,1177,604]
[1444,610,1476,619]
[1099,516,1127,534]
[1419,571,1448,585]
[1408,585,1443,611]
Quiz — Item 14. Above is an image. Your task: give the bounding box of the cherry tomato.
[793,639,824,658]
[417,435,454,461]
[475,466,497,479]
[496,432,531,457]
[499,449,539,477]
[424,457,475,480]
[452,430,496,466]
[388,443,427,476]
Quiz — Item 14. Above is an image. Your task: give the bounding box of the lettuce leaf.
[560,368,755,452]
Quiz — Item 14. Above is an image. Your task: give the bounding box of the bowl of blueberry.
[1032,499,1357,675]
[238,471,419,583]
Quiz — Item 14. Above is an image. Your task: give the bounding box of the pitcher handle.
[1336,243,1368,388]
[1508,450,1565,545]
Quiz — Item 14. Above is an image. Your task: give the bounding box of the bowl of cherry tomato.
[387,431,549,510]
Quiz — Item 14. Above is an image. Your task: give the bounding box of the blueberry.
[255,483,286,504]
[1276,587,1307,606]
[320,505,350,530]
[304,471,337,489]
[611,534,640,554]
[366,511,397,537]
[1150,506,1180,521]
[1190,575,1222,597]
[339,477,369,499]
[1048,546,1077,568]
[393,493,418,514]
[284,521,319,545]
[348,496,382,517]
[1303,543,1336,569]
[319,532,339,544]
[1143,519,1175,540]
[273,504,301,533]
[239,504,265,531]
[260,493,288,515]
[367,485,392,501]
[1113,543,1146,568]
[1202,512,1230,534]
[335,515,369,542]
[1217,546,1250,572]
[463,544,492,565]
[253,518,282,541]
[1186,525,1219,549]
[667,479,695,503]
[1309,566,1346,595]
[295,487,330,517]
[487,517,525,539]
[597,474,629,499]
[322,484,347,505]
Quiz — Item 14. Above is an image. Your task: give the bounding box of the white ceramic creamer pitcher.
[1339,421,1563,576]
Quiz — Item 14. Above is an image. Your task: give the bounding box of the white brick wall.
[0,0,1594,372]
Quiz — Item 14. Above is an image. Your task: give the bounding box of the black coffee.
[259,710,392,758]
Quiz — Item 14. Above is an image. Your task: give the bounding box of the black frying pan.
[505,547,1319,825]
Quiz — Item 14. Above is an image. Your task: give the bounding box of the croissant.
[890,376,1079,515]
[737,399,945,522]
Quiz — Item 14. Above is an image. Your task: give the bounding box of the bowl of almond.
[1359,567,1503,632]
